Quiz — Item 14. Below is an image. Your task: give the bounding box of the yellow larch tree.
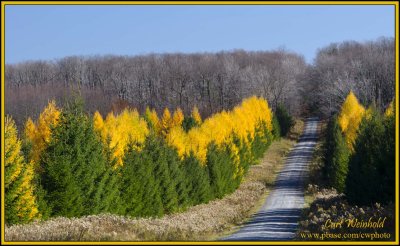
[166,96,273,172]
[145,107,161,133]
[159,108,172,136]
[24,100,61,168]
[337,91,365,151]
[93,111,106,140]
[172,108,184,127]
[5,116,40,224]
[93,109,149,168]
[192,106,202,124]
[385,100,394,117]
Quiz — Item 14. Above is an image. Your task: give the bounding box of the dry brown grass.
[5,120,304,242]
[297,186,395,241]
[287,118,305,141]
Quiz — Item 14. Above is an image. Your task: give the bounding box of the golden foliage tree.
[93,109,149,168]
[172,108,184,127]
[5,116,40,224]
[145,107,160,133]
[385,100,394,117]
[24,100,61,168]
[159,108,172,136]
[337,91,365,151]
[166,96,273,175]
[192,106,202,124]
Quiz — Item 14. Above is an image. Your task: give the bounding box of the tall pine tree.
[121,145,163,217]
[206,143,236,199]
[182,153,212,205]
[346,108,394,205]
[322,116,350,193]
[145,134,180,214]
[40,100,117,217]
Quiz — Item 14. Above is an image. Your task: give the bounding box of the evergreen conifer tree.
[182,153,212,205]
[275,104,294,137]
[206,143,236,199]
[40,100,116,217]
[271,114,281,140]
[323,116,350,193]
[346,109,393,205]
[144,134,179,214]
[121,145,163,217]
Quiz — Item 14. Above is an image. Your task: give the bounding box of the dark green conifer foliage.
[206,143,236,199]
[182,153,212,205]
[162,143,190,210]
[90,140,122,214]
[182,116,198,132]
[121,146,163,217]
[40,100,113,217]
[233,134,253,174]
[323,116,350,193]
[381,111,395,204]
[271,114,281,140]
[251,122,272,161]
[346,109,394,205]
[275,104,294,137]
[32,177,51,220]
[145,134,179,214]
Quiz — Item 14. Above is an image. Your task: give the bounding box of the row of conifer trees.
[322,92,395,205]
[5,96,286,225]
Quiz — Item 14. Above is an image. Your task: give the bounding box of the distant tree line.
[5,49,306,128]
[5,37,394,128]
[301,37,395,116]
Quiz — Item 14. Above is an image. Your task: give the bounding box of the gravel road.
[223,117,319,241]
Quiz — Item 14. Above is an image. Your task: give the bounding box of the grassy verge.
[288,118,304,141]
[5,120,304,242]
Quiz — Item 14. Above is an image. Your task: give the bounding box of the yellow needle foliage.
[338,91,365,152]
[159,108,172,136]
[145,107,161,133]
[385,100,394,117]
[166,96,273,165]
[192,106,202,124]
[172,108,184,127]
[93,109,149,168]
[158,107,186,136]
[24,100,61,167]
[5,116,40,224]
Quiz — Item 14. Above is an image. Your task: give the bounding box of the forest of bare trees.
[5,37,395,128]
[301,37,395,116]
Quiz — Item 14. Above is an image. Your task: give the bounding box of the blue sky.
[5,5,395,64]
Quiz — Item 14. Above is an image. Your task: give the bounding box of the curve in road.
[223,117,319,241]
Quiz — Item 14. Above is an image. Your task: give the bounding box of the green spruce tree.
[182,153,212,205]
[346,108,394,205]
[206,143,236,199]
[323,116,350,193]
[121,145,163,217]
[40,100,116,217]
[271,114,281,140]
[275,104,294,137]
[145,134,179,214]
